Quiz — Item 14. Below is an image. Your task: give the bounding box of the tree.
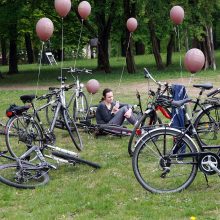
[123,0,136,73]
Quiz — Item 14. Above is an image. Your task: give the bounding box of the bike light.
[6,111,13,117]
[136,128,142,136]
[80,83,84,88]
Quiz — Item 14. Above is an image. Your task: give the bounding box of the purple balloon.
[55,0,71,18]
[126,18,138,32]
[78,1,91,20]
[184,48,205,73]
[86,79,100,94]
[170,6,184,25]
[36,18,54,42]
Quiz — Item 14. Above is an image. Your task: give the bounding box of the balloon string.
[34,41,44,104]
[60,18,64,86]
[74,19,84,69]
[177,25,183,81]
[116,32,132,93]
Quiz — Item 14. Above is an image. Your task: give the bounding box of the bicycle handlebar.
[144,68,168,87]
[62,67,92,75]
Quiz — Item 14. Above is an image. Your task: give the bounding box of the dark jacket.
[171,84,188,129]
[96,101,130,124]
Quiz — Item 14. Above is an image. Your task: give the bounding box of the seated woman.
[96,88,137,126]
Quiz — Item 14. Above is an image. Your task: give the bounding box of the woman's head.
[102,88,113,103]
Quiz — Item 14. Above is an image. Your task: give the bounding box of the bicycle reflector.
[135,128,142,136]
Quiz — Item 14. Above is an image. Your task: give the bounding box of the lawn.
[0,53,220,220]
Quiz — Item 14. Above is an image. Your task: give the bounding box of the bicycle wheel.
[5,115,43,160]
[63,110,83,151]
[194,105,220,146]
[132,127,198,193]
[52,151,101,169]
[73,92,88,121]
[0,162,49,189]
[128,112,162,157]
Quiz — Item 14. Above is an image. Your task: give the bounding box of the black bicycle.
[128,68,220,157]
[132,98,220,193]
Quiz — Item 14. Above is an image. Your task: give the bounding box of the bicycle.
[5,84,83,164]
[0,142,100,189]
[46,67,92,124]
[128,67,219,156]
[128,68,172,156]
[132,98,220,193]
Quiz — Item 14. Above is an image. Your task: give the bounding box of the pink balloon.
[86,79,100,94]
[36,18,54,42]
[55,0,71,18]
[126,17,138,32]
[184,48,205,73]
[170,6,184,25]
[78,1,91,20]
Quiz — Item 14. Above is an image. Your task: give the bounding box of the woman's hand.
[112,105,119,114]
[124,108,132,118]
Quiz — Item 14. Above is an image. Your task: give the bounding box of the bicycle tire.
[128,111,162,157]
[0,162,49,189]
[73,92,88,121]
[194,105,220,146]
[52,151,101,169]
[5,115,44,160]
[63,109,83,151]
[132,127,198,193]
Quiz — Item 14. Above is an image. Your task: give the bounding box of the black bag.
[6,104,30,118]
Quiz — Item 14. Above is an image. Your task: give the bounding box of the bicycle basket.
[6,104,30,118]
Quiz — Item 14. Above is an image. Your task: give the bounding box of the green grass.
[0,53,220,219]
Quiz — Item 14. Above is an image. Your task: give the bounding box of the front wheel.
[73,92,88,121]
[132,127,198,193]
[128,112,162,157]
[0,162,49,189]
[63,110,83,151]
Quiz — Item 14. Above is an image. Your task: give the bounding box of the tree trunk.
[205,26,216,70]
[166,32,175,66]
[123,0,136,73]
[97,33,111,73]
[148,20,164,70]
[25,32,34,64]
[0,37,7,65]
[94,0,114,73]
[8,39,18,74]
[8,23,18,74]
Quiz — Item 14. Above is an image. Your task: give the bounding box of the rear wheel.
[132,128,198,193]
[194,105,220,146]
[5,115,43,160]
[0,162,49,189]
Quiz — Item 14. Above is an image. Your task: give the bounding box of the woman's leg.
[108,106,128,125]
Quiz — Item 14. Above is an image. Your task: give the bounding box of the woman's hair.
[101,88,112,101]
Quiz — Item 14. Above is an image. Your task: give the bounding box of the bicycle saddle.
[20,94,36,103]
[193,83,213,90]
